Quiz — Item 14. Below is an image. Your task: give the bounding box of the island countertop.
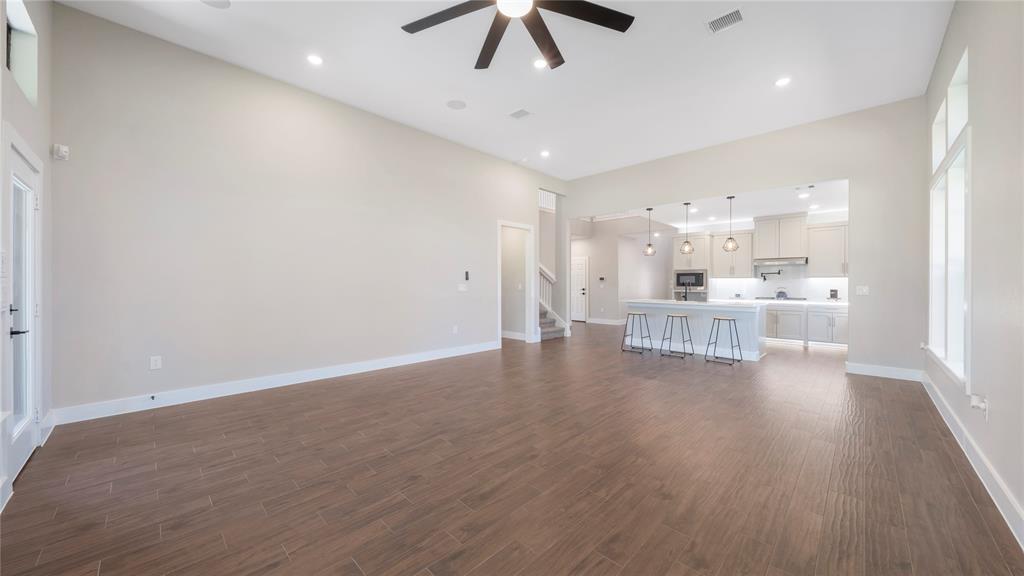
[623,299,765,360]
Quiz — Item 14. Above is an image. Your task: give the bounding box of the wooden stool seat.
[713,316,735,321]
[666,313,689,318]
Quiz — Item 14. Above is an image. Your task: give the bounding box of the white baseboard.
[0,475,10,514]
[52,340,501,426]
[922,373,1024,551]
[39,410,54,445]
[501,331,526,341]
[585,317,626,326]
[845,362,924,382]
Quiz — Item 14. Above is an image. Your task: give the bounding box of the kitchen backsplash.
[708,266,849,301]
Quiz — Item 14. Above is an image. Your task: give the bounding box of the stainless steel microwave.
[674,270,707,291]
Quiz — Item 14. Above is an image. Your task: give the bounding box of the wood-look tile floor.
[3,323,1023,576]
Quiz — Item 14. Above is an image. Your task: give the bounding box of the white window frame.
[927,49,971,391]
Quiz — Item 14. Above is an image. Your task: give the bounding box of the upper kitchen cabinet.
[807,224,848,277]
[754,214,807,259]
[672,234,710,271]
[711,232,753,278]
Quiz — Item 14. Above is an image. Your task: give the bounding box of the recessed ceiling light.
[540,150,550,158]
[446,99,467,110]
[307,54,324,67]
[798,192,810,199]
[653,232,661,237]
[533,58,547,69]
[689,207,699,213]
[809,204,820,210]
[774,76,792,88]
[201,0,230,8]
[707,216,717,221]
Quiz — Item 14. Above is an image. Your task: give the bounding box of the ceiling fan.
[401,0,635,69]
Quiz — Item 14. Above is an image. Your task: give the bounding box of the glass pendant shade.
[680,202,693,255]
[680,240,694,254]
[643,243,656,256]
[723,236,739,252]
[643,207,656,256]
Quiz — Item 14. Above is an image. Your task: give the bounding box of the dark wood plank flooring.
[3,323,1022,575]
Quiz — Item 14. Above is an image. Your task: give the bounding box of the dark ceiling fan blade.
[475,12,511,69]
[535,1,634,33]
[402,1,494,34]
[521,9,565,68]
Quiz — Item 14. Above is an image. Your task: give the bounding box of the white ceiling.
[64,1,952,180]
[593,179,849,232]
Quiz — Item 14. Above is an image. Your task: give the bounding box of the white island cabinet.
[624,299,766,360]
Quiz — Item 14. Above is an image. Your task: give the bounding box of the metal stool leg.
[704,318,718,361]
[683,317,695,356]
[621,313,631,352]
[727,319,736,364]
[659,316,672,356]
[731,319,743,362]
[641,314,653,353]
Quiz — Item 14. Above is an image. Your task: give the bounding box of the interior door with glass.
[3,135,41,486]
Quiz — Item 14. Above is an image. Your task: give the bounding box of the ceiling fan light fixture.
[497,0,533,18]
[533,58,547,69]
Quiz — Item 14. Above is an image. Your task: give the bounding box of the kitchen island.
[624,299,766,360]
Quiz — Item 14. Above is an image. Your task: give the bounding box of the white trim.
[922,372,1024,551]
[501,331,526,341]
[538,263,556,284]
[51,340,500,425]
[845,362,924,382]
[585,317,627,326]
[39,409,53,445]
[0,474,10,514]
[497,220,539,344]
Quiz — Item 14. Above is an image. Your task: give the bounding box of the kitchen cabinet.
[754,215,807,259]
[765,307,804,341]
[672,234,709,271]
[807,307,848,344]
[807,225,848,277]
[711,232,753,278]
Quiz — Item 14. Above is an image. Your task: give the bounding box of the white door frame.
[570,255,589,322]
[497,220,538,344]
[1,122,44,510]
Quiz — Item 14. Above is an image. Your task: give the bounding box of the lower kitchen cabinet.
[765,307,806,341]
[808,308,848,344]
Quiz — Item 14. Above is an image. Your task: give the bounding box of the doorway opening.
[497,221,536,344]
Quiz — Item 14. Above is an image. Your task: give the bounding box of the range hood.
[754,257,808,267]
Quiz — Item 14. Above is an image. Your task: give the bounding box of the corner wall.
[49,6,565,411]
[923,0,1024,550]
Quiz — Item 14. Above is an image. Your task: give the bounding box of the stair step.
[539,308,548,319]
[540,325,564,341]
[540,317,556,328]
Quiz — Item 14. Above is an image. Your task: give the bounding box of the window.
[5,0,38,105]
[928,50,969,384]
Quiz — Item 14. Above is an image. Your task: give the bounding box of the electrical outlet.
[855,285,870,296]
[457,283,468,292]
[149,356,162,370]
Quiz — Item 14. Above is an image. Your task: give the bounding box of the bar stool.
[660,313,694,358]
[704,316,743,365]
[621,312,654,354]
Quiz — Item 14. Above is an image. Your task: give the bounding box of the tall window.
[929,50,969,383]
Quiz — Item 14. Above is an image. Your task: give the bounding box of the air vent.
[509,109,531,120]
[707,9,743,34]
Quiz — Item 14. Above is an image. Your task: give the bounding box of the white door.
[570,256,588,322]
[3,130,42,487]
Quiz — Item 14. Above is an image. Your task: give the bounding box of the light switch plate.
[855,285,870,296]
[149,356,162,370]
[457,283,468,292]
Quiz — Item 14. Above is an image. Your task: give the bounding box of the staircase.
[540,306,564,341]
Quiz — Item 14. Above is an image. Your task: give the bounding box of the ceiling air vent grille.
[707,9,743,34]
[509,109,531,120]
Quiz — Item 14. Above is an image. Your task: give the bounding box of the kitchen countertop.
[709,298,849,308]
[626,298,759,309]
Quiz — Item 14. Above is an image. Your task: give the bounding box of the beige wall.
[50,6,564,409]
[500,226,527,336]
[538,209,556,273]
[924,0,1024,544]
[566,98,929,373]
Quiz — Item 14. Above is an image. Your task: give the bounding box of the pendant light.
[722,195,739,252]
[643,207,656,256]
[680,202,694,254]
